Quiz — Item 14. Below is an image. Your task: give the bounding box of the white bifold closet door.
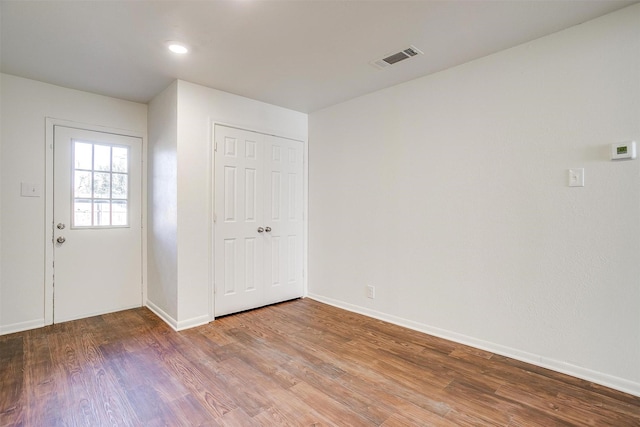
[214,125,303,317]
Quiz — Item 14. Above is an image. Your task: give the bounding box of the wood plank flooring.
[1,298,639,426]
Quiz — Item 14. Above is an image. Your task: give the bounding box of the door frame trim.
[209,121,308,321]
[44,118,147,325]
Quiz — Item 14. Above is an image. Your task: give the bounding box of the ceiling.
[0,0,636,113]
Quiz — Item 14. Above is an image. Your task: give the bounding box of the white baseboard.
[176,314,210,331]
[307,293,640,398]
[145,300,179,330]
[145,300,210,332]
[0,318,45,335]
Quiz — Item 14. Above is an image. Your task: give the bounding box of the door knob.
[265,227,272,232]
[257,227,264,233]
[57,223,65,230]
[56,236,66,244]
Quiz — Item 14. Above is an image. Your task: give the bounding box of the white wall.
[309,5,640,396]
[0,73,3,332]
[1,73,306,333]
[147,80,307,329]
[0,74,147,334]
[147,81,179,321]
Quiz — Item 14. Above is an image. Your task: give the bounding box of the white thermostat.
[611,141,636,160]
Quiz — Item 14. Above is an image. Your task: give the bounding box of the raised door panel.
[264,136,304,305]
[214,127,265,316]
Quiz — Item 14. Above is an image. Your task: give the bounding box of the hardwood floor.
[1,299,639,426]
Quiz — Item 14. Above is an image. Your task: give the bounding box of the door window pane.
[112,147,128,173]
[74,199,92,226]
[74,171,92,198]
[72,141,129,228]
[112,174,127,199]
[93,201,111,226]
[93,172,111,198]
[112,201,128,226]
[74,142,93,170]
[94,144,111,171]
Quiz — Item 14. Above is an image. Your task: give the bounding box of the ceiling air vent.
[371,45,423,69]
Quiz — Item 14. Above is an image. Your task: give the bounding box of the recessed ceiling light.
[167,42,189,54]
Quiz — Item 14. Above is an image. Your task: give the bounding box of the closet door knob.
[265,227,272,232]
[257,227,265,233]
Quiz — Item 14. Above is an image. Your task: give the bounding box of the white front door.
[214,125,304,317]
[53,126,142,323]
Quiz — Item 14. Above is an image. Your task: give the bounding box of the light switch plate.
[21,182,42,197]
[568,169,584,187]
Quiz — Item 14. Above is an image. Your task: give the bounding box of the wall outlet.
[367,285,375,299]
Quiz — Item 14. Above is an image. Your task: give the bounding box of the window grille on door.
[72,140,129,228]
